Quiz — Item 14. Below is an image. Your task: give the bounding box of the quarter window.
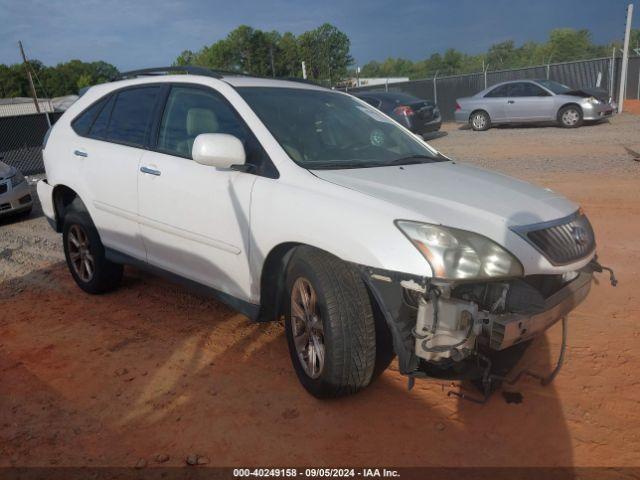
[89,95,115,139]
[72,96,109,136]
[106,87,161,146]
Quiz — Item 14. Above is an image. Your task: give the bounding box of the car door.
[137,84,268,302]
[481,84,509,122]
[75,86,162,260]
[506,82,555,121]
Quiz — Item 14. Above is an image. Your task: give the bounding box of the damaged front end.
[359,257,615,391]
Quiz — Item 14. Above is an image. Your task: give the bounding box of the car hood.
[564,87,610,103]
[312,161,578,230]
[0,161,15,180]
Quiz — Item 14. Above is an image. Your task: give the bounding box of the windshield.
[237,87,446,170]
[535,79,572,94]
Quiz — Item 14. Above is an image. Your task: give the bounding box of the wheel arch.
[557,102,583,118]
[51,184,87,232]
[469,108,490,122]
[256,242,304,322]
[256,242,392,351]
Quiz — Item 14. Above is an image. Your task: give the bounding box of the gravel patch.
[425,113,640,177]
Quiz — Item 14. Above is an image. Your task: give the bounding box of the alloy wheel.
[67,224,95,282]
[472,113,486,129]
[290,277,325,379]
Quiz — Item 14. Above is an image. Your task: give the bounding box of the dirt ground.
[1,114,639,469]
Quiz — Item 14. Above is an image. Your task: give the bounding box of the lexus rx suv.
[37,67,612,398]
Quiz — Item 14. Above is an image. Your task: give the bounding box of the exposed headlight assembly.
[10,171,26,188]
[585,96,601,105]
[396,220,524,280]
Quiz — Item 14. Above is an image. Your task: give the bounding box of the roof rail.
[117,66,224,80]
[279,77,326,88]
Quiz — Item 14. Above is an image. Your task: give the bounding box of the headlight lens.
[396,221,523,280]
[10,171,26,188]
[585,96,601,105]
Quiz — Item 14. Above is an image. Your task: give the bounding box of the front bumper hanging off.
[358,259,611,384]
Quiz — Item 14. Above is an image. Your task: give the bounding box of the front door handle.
[74,149,88,157]
[507,100,515,104]
[140,166,161,176]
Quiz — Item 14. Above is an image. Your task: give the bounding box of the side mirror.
[192,133,246,169]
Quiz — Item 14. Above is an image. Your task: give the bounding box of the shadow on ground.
[0,260,574,467]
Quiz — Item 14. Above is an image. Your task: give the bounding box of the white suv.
[37,67,612,398]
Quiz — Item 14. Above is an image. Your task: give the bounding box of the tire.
[284,246,376,398]
[558,105,583,128]
[62,203,123,294]
[469,110,491,131]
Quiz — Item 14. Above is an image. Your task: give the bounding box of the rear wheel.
[470,110,491,131]
[558,105,583,128]
[63,205,123,294]
[285,247,376,398]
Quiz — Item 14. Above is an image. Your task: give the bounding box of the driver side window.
[157,86,245,158]
[156,86,278,178]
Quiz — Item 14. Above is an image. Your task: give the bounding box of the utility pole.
[618,3,633,112]
[18,41,41,113]
[301,61,307,80]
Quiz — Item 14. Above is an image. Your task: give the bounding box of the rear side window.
[485,85,509,98]
[72,96,109,135]
[106,87,161,147]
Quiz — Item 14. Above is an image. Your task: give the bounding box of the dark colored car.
[353,91,441,134]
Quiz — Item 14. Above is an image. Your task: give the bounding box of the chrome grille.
[514,212,596,265]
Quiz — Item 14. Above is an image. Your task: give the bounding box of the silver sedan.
[454,79,617,131]
[0,161,33,217]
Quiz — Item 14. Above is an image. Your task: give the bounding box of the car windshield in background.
[535,79,572,94]
[237,87,445,170]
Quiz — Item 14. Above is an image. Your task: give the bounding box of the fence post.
[484,64,488,89]
[618,3,633,112]
[546,63,550,80]
[433,71,438,105]
[610,47,616,98]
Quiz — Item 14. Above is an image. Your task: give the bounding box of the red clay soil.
[624,99,640,115]
[1,176,639,469]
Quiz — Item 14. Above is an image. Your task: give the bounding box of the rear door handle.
[140,166,161,176]
[507,100,515,104]
[74,149,88,157]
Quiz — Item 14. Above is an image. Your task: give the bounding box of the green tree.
[297,23,353,84]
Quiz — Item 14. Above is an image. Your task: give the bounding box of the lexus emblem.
[571,226,588,247]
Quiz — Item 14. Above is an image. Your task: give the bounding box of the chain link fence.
[0,111,63,175]
[349,56,640,122]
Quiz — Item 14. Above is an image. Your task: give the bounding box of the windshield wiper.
[384,154,439,166]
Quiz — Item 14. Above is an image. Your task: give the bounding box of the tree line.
[360,29,640,79]
[1,25,638,98]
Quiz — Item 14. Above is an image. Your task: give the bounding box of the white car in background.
[37,67,614,399]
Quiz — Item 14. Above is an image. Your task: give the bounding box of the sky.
[0,0,638,71]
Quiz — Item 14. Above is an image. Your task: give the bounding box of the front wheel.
[558,105,583,128]
[285,247,377,398]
